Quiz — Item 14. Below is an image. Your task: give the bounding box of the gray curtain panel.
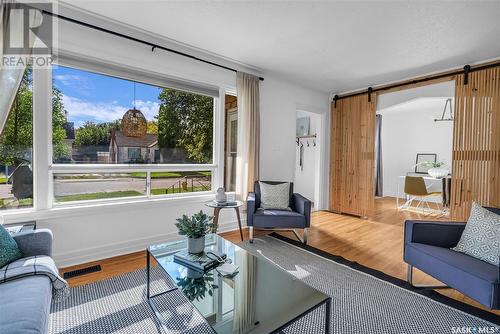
[374,114,383,197]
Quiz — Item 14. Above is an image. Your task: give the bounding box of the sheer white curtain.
[0,1,40,132]
[235,72,260,200]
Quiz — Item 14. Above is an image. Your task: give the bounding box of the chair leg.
[303,228,308,244]
[407,264,414,284]
[249,226,254,243]
[407,264,448,289]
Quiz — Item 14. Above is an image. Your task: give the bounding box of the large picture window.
[52,65,214,165]
[50,63,216,204]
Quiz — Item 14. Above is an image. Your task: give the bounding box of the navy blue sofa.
[247,181,311,244]
[404,207,500,310]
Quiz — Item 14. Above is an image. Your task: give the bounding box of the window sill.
[1,191,216,223]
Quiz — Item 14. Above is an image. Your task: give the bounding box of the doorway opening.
[294,110,322,210]
[375,81,455,217]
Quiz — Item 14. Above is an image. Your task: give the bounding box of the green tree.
[0,70,33,166]
[0,68,71,166]
[52,87,71,161]
[74,120,120,147]
[147,120,158,134]
[157,89,213,163]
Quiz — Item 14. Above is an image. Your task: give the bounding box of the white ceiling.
[61,0,500,93]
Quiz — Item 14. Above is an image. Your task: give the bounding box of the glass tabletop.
[204,200,243,208]
[148,234,329,334]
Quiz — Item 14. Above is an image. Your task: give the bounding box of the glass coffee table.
[147,234,331,334]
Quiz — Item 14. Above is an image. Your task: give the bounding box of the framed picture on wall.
[415,153,437,174]
[296,117,310,136]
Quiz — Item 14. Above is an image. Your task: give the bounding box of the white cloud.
[54,74,93,94]
[63,95,159,128]
[133,99,160,121]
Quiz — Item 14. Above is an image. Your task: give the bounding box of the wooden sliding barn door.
[451,67,500,220]
[329,94,376,217]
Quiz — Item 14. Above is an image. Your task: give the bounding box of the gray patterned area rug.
[49,235,499,334]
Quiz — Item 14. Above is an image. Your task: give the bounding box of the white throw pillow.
[259,182,290,210]
[452,202,500,266]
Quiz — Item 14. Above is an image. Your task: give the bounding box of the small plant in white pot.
[175,211,214,254]
[422,161,449,178]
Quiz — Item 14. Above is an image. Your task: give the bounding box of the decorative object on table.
[215,187,227,203]
[296,116,310,136]
[414,153,437,174]
[175,211,214,254]
[422,161,449,178]
[204,200,244,241]
[176,272,218,302]
[173,249,227,272]
[216,262,239,277]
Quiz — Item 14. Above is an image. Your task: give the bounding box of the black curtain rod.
[332,61,500,102]
[42,10,264,81]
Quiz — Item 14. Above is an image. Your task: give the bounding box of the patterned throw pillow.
[259,182,291,210]
[0,224,23,268]
[452,202,500,266]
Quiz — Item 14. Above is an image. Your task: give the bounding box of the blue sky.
[53,65,161,128]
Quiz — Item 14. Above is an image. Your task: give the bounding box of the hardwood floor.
[59,196,499,316]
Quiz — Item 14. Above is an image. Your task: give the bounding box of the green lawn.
[151,186,208,195]
[0,173,7,183]
[55,190,143,203]
[0,198,33,209]
[132,171,212,179]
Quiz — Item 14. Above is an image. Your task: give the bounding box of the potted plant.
[421,161,449,178]
[175,211,214,254]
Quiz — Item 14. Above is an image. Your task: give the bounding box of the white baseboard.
[55,220,242,267]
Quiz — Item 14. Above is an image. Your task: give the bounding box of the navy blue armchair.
[247,181,311,244]
[404,207,500,309]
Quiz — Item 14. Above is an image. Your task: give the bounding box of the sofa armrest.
[292,193,312,227]
[246,192,256,227]
[13,229,53,257]
[404,221,466,248]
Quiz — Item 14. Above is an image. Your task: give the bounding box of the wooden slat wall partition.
[451,67,500,220]
[329,94,376,217]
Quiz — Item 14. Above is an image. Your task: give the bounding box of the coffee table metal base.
[146,248,331,333]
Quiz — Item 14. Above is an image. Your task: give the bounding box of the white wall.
[377,82,454,199]
[260,74,329,208]
[2,9,329,266]
[294,111,320,208]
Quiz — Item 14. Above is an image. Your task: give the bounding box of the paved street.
[0,176,211,201]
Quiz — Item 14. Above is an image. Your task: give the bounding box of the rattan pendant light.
[121,82,147,137]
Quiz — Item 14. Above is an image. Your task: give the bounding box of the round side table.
[204,200,244,241]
